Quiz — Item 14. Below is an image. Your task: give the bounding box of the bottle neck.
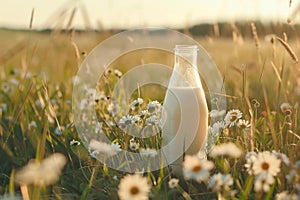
[170,45,201,88]
[174,45,198,71]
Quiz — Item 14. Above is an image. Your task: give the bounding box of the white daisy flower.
[245,152,258,175]
[131,98,144,110]
[276,191,298,200]
[145,115,160,125]
[209,121,226,136]
[111,142,122,152]
[89,139,117,157]
[168,178,179,189]
[119,115,139,128]
[107,102,120,116]
[272,151,290,166]
[118,174,151,200]
[28,121,37,131]
[224,109,243,127]
[237,119,251,130]
[54,126,65,136]
[15,153,67,186]
[114,69,122,78]
[139,110,149,118]
[280,103,292,115]
[140,148,157,158]
[209,142,243,158]
[70,139,81,146]
[182,155,214,182]
[147,101,161,114]
[129,138,140,151]
[252,151,281,177]
[209,173,233,192]
[254,173,275,192]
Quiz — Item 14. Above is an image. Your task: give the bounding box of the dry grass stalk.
[66,8,77,30]
[283,32,288,42]
[270,61,282,83]
[276,36,299,63]
[250,22,260,49]
[70,30,81,67]
[29,8,35,29]
[231,23,244,45]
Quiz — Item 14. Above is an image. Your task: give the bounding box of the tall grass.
[0,21,299,199]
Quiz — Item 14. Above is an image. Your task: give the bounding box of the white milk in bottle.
[162,45,208,176]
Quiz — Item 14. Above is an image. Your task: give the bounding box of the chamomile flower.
[182,155,214,182]
[119,115,139,128]
[114,69,122,78]
[276,191,298,200]
[15,153,67,186]
[131,98,144,110]
[209,173,233,192]
[88,139,118,157]
[244,152,258,175]
[224,109,242,127]
[145,115,160,125]
[252,151,281,177]
[272,151,290,166]
[237,119,251,130]
[147,101,161,114]
[168,178,179,189]
[129,138,140,151]
[111,142,122,152]
[254,173,275,192]
[280,103,292,115]
[209,142,242,158]
[209,121,226,136]
[28,121,37,131]
[70,139,81,146]
[118,174,151,200]
[107,102,120,116]
[139,110,149,118]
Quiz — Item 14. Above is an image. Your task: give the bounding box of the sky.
[0,0,298,29]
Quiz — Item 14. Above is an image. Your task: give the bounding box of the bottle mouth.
[174,45,199,52]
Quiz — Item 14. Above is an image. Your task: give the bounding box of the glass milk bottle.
[162,45,208,175]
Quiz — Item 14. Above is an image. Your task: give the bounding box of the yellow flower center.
[192,164,202,172]
[230,115,237,122]
[130,186,140,195]
[261,162,270,170]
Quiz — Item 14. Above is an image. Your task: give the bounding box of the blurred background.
[0,0,299,30]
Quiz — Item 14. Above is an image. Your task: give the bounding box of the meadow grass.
[0,26,299,200]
